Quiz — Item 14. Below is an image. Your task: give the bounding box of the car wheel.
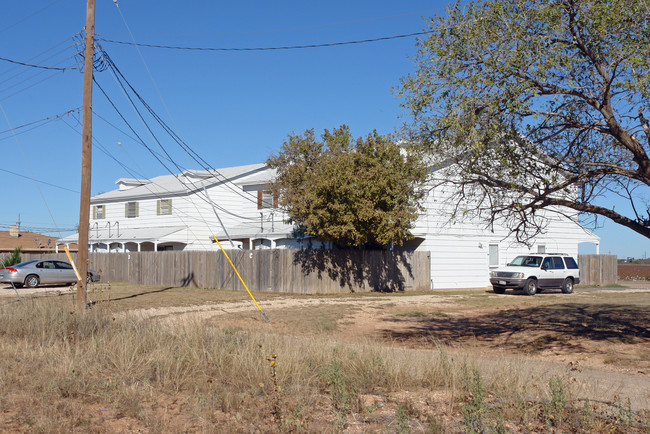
[24,275,40,288]
[492,286,506,294]
[561,278,574,294]
[523,278,537,296]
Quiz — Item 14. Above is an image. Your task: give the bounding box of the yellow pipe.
[212,235,266,316]
[63,245,82,282]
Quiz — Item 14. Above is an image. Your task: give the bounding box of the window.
[54,261,73,270]
[488,244,499,266]
[93,205,105,219]
[564,257,579,269]
[125,201,139,218]
[257,190,277,209]
[157,199,172,215]
[551,257,565,269]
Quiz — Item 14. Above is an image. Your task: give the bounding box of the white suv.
[489,253,580,295]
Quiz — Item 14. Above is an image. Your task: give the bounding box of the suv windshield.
[509,256,542,267]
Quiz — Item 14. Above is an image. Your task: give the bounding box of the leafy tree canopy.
[400,0,650,241]
[267,125,427,248]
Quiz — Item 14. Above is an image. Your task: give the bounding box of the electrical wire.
[99,9,439,38]
[63,110,258,226]
[0,167,79,193]
[0,42,80,87]
[0,55,78,71]
[97,48,261,207]
[0,0,65,35]
[97,31,433,51]
[0,102,63,239]
[0,108,78,136]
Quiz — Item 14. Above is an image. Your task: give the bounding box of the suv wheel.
[561,278,574,294]
[523,278,537,296]
[492,286,506,294]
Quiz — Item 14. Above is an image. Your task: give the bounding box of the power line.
[97,31,433,51]
[0,55,78,71]
[0,0,65,35]
[0,167,79,193]
[97,48,260,207]
[0,108,78,136]
[99,10,438,38]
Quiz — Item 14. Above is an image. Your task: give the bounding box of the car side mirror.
[541,264,548,270]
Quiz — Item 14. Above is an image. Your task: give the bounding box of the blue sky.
[0,0,648,259]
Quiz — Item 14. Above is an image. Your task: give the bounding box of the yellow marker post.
[212,235,269,323]
[63,245,82,282]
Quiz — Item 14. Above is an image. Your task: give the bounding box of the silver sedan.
[0,259,100,288]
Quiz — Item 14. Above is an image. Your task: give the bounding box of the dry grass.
[0,295,647,433]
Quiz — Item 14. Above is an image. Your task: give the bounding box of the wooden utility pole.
[77,0,95,307]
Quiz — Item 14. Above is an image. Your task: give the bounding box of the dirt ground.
[114,281,650,413]
[3,280,649,415]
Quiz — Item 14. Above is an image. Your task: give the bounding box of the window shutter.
[93,206,97,219]
[157,200,161,215]
[168,199,172,214]
[257,190,262,210]
[125,203,128,218]
[135,202,139,217]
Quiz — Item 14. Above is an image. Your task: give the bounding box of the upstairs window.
[93,205,105,219]
[157,199,172,215]
[125,201,139,218]
[257,190,277,209]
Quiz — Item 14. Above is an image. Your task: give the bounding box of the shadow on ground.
[382,304,650,353]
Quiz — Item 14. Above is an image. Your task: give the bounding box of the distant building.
[0,225,76,255]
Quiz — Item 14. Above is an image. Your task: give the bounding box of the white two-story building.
[58,162,599,288]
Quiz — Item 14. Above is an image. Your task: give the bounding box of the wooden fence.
[578,254,617,286]
[22,249,431,294]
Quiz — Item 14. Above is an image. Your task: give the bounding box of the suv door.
[540,256,566,288]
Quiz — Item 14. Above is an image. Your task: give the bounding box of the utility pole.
[77,0,95,308]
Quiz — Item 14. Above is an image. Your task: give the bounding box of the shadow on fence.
[293,248,414,292]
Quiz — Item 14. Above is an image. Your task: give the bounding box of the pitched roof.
[92,163,268,203]
[0,230,72,253]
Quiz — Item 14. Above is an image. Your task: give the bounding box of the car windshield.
[509,256,542,267]
[12,260,39,268]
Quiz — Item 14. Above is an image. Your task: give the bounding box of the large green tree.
[400,0,650,241]
[267,125,427,248]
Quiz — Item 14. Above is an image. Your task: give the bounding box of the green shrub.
[0,247,21,267]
